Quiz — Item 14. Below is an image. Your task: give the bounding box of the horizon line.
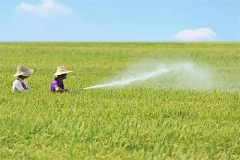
[0,41,239,43]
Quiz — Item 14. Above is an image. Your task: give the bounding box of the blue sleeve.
[51,81,59,91]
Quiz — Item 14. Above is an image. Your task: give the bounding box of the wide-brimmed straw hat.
[14,65,34,77]
[53,66,73,76]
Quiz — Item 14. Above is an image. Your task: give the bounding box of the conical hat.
[53,66,73,76]
[14,65,34,77]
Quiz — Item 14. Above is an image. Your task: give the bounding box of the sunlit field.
[0,42,240,159]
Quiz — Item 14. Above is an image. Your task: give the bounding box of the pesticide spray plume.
[83,59,240,92]
[84,62,193,90]
[83,67,170,90]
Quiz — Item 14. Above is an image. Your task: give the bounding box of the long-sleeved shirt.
[12,78,30,93]
[50,78,64,92]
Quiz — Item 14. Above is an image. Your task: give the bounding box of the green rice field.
[0,42,240,159]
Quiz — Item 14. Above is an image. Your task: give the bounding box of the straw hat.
[14,65,34,77]
[53,66,73,76]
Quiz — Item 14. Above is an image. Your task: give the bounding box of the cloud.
[14,0,74,19]
[174,28,217,41]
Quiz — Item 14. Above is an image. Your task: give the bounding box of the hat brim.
[14,69,34,77]
[53,70,73,76]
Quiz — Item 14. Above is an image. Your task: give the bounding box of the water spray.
[83,61,194,90]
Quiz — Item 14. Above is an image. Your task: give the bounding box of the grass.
[0,42,240,159]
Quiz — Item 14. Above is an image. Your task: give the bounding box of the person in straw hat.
[50,66,73,93]
[12,65,34,93]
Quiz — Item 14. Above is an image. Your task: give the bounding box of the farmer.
[50,66,73,93]
[12,65,34,93]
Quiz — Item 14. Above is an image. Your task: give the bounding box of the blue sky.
[0,0,239,41]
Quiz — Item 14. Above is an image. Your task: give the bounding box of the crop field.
[0,42,240,159]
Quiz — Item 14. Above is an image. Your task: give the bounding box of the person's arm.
[52,82,67,93]
[55,87,66,93]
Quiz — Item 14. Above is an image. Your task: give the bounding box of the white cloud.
[14,0,74,18]
[174,28,217,41]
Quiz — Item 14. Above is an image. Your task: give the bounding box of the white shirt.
[12,78,30,93]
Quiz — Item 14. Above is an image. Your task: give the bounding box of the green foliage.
[0,42,240,159]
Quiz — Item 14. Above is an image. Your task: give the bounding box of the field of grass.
[0,42,240,159]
